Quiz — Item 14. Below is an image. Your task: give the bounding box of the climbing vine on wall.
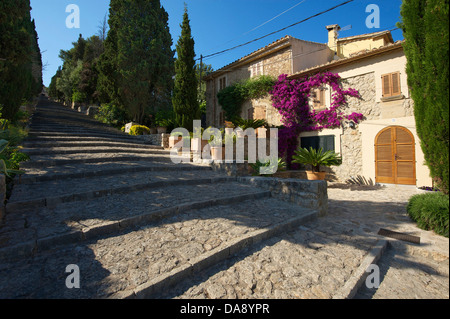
[269,72,363,167]
[217,75,275,121]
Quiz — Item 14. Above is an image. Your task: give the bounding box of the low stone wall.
[135,133,169,148]
[238,176,328,217]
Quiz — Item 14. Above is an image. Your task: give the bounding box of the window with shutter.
[382,72,401,98]
[312,87,326,110]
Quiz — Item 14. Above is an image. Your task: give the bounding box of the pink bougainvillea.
[269,72,364,167]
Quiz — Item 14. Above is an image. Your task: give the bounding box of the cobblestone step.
[18,161,210,184]
[0,196,316,298]
[28,131,141,141]
[7,171,235,212]
[21,146,168,156]
[354,242,449,299]
[21,141,164,150]
[25,136,150,145]
[20,153,178,168]
[155,219,380,299]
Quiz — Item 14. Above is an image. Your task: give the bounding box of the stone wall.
[324,71,415,183]
[238,176,328,217]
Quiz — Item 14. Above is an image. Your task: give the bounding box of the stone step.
[7,171,232,212]
[18,161,210,184]
[20,152,179,168]
[154,219,380,300]
[28,130,137,140]
[354,243,449,299]
[25,136,150,145]
[21,141,164,150]
[21,146,168,156]
[0,181,275,260]
[0,195,317,298]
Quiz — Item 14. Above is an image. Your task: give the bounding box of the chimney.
[326,24,341,58]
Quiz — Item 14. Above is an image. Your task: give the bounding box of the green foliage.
[249,158,286,176]
[292,147,342,172]
[399,0,449,194]
[217,75,275,121]
[407,192,449,237]
[0,122,29,178]
[233,118,268,130]
[0,0,42,120]
[172,6,199,132]
[94,103,129,127]
[129,125,150,136]
[108,0,174,123]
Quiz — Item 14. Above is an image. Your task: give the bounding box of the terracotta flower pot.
[211,146,225,161]
[306,171,326,181]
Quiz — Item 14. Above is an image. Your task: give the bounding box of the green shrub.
[129,125,150,136]
[407,192,449,237]
[95,104,129,127]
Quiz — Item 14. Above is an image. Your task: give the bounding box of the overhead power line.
[199,0,355,61]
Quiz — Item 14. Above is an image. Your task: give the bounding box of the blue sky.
[30,0,405,86]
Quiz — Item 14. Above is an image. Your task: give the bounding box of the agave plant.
[292,147,342,173]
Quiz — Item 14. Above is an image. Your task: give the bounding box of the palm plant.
[232,118,268,131]
[292,147,342,173]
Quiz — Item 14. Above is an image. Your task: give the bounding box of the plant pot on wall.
[157,126,167,134]
[305,171,327,181]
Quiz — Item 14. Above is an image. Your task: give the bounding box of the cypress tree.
[0,0,40,119]
[399,0,449,193]
[172,5,199,131]
[97,0,174,123]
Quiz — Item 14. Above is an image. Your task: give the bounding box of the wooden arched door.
[375,126,416,185]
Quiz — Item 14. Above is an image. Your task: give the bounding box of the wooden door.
[375,126,416,185]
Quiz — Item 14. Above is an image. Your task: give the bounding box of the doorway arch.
[375,126,416,185]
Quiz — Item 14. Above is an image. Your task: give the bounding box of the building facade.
[205,25,433,187]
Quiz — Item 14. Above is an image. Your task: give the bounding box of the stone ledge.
[237,176,328,217]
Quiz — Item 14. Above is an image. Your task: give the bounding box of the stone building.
[205,25,433,187]
[204,35,333,127]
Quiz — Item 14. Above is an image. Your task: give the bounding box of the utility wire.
[207,0,308,54]
[199,0,355,61]
[208,27,400,75]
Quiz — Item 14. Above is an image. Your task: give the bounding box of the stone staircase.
[0,98,333,299]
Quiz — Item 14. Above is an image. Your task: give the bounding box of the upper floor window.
[311,87,326,111]
[218,76,227,91]
[250,61,264,78]
[382,72,401,98]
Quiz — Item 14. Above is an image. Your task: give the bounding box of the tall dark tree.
[97,0,174,123]
[0,0,41,119]
[399,0,449,193]
[172,5,199,131]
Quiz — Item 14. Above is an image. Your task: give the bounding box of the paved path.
[0,98,447,299]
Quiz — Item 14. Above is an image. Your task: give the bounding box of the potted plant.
[291,147,342,180]
[207,128,225,161]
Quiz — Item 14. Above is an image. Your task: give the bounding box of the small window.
[301,135,335,152]
[311,87,326,110]
[382,72,401,98]
[249,61,263,78]
[218,76,227,91]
